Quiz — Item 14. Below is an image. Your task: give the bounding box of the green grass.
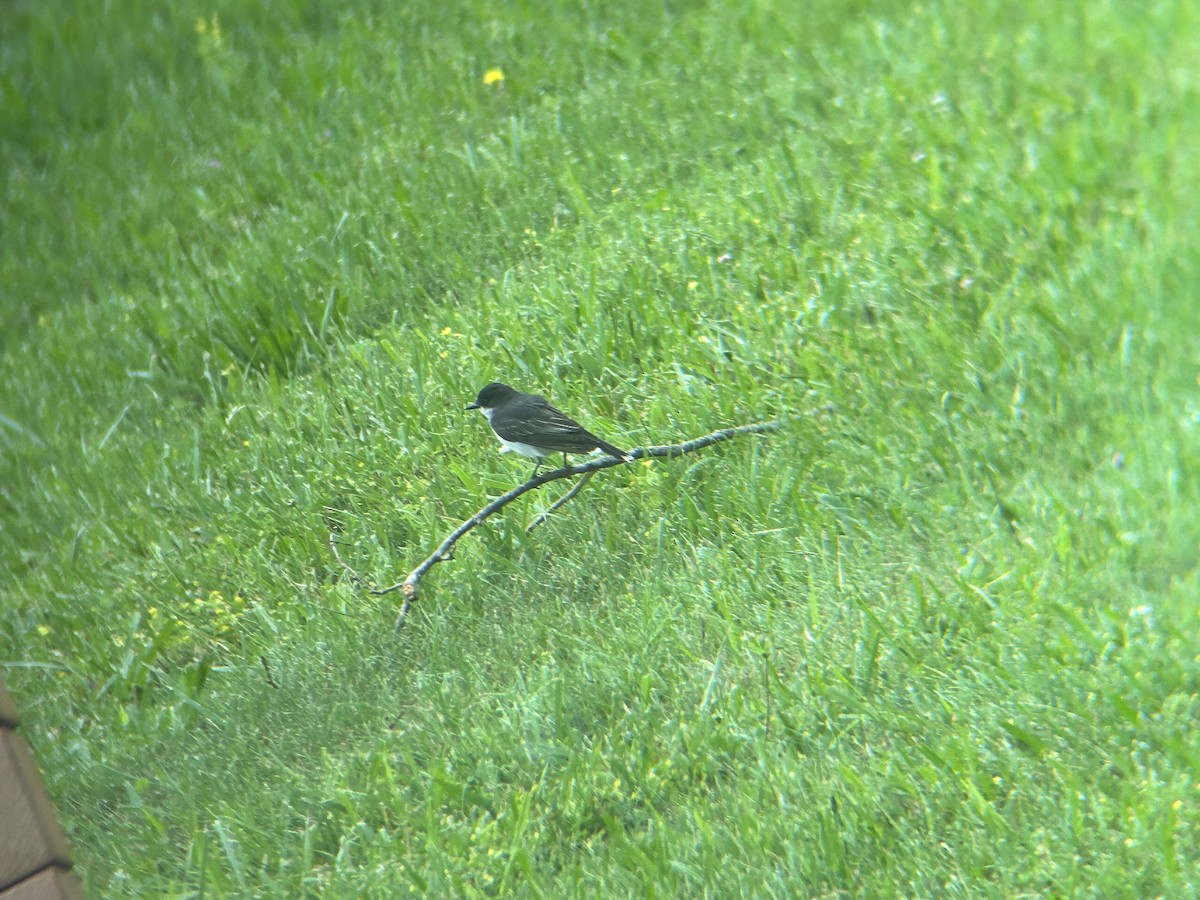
[3,0,1199,895]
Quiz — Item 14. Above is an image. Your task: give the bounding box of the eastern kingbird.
[467,382,632,476]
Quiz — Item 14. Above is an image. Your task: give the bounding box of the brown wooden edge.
[0,674,84,900]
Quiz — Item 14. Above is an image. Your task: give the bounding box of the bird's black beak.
[465,402,480,410]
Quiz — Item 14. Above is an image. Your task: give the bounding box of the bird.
[466,382,632,476]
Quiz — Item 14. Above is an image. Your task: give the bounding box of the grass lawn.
[2,0,1198,895]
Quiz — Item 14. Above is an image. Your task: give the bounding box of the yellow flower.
[196,15,223,48]
[483,68,505,86]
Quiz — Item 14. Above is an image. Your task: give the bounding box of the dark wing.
[491,395,609,454]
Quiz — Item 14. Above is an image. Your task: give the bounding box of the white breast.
[497,438,551,460]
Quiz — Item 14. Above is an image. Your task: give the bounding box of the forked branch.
[329,406,831,630]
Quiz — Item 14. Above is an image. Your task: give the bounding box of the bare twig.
[329,406,832,630]
[329,531,374,591]
[260,655,279,689]
[526,470,595,533]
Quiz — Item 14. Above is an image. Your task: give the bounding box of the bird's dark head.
[466,381,518,411]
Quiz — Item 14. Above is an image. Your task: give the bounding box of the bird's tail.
[596,439,633,463]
